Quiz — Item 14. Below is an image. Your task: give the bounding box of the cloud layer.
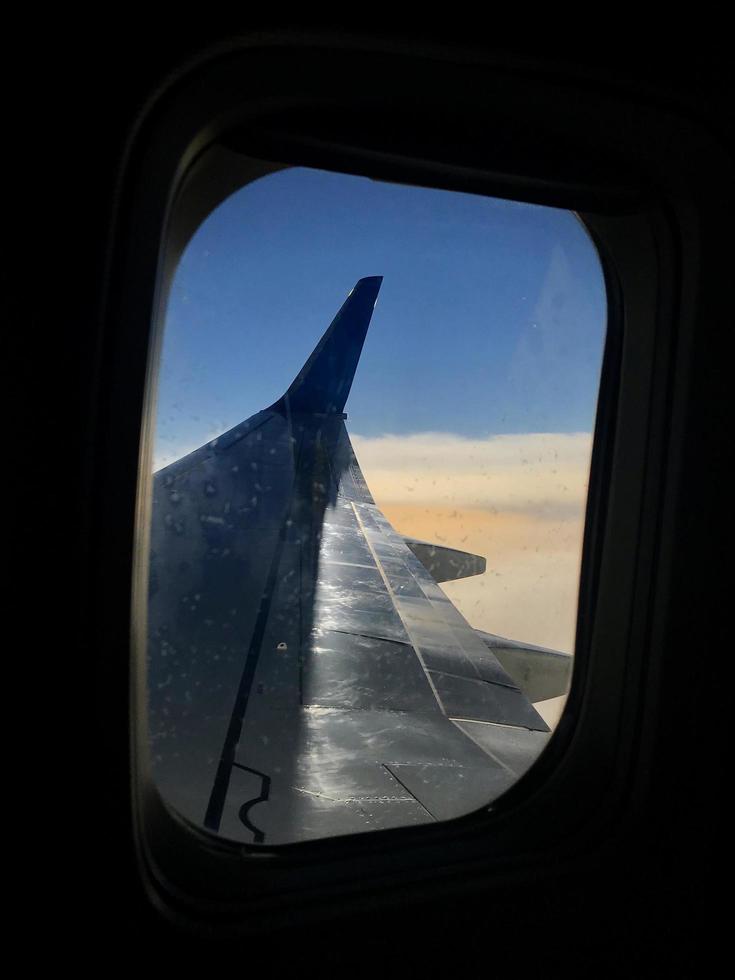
[351,431,592,518]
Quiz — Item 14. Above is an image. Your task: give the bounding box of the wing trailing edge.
[270,276,383,417]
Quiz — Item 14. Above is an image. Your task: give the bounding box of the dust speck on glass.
[147,167,606,845]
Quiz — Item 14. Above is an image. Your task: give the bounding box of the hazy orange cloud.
[350,431,591,519]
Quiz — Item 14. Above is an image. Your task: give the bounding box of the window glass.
[148,167,606,844]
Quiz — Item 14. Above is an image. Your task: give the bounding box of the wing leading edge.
[148,278,558,845]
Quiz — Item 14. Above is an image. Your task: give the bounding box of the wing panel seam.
[350,501,447,716]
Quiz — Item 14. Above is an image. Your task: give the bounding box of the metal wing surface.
[148,278,552,845]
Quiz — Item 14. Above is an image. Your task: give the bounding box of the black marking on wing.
[234,764,272,844]
[203,431,306,832]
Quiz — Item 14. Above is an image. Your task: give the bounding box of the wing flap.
[477,630,573,702]
[404,537,486,582]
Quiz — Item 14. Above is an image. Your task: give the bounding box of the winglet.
[270,277,382,416]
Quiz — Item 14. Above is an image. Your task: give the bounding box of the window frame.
[89,36,722,931]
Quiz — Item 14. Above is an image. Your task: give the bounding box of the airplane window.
[147,167,606,844]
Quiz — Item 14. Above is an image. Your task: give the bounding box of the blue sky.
[154,167,606,464]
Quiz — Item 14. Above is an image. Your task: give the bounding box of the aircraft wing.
[148,277,553,845]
